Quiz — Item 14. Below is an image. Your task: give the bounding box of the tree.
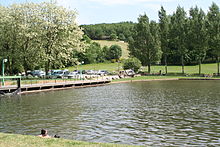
[159,6,170,74]
[188,6,208,75]
[84,42,103,64]
[37,2,84,75]
[123,57,142,72]
[129,14,161,73]
[170,6,187,74]
[207,2,220,75]
[110,33,117,40]
[108,45,122,61]
[102,46,110,60]
[118,33,126,41]
[10,3,43,75]
[0,5,22,74]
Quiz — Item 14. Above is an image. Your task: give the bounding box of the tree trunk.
[148,63,151,73]
[23,57,28,76]
[181,55,184,74]
[164,55,168,74]
[217,56,220,76]
[45,61,50,76]
[199,59,201,75]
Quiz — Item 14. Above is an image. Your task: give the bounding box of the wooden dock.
[0,80,111,94]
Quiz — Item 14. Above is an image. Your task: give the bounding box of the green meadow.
[71,62,219,75]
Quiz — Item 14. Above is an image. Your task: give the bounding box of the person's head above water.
[41,129,48,136]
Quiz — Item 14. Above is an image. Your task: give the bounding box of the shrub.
[123,57,142,72]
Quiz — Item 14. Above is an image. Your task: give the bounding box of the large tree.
[9,3,43,75]
[38,2,84,74]
[188,6,208,75]
[0,2,84,75]
[129,14,161,73]
[159,6,170,74]
[0,5,25,74]
[207,2,220,75]
[170,6,187,74]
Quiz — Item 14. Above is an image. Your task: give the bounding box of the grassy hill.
[93,40,129,58]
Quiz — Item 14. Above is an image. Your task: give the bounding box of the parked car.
[125,69,135,76]
[52,69,69,78]
[97,70,108,76]
[86,70,95,75]
[64,71,78,79]
[31,70,46,78]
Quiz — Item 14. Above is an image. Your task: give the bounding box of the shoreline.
[1,76,220,95]
[0,80,111,95]
[0,133,139,147]
[112,78,179,84]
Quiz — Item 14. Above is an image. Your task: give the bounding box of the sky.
[1,0,220,25]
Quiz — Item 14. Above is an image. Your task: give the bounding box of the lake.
[0,80,220,146]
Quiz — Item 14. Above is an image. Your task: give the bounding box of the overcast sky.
[1,0,219,25]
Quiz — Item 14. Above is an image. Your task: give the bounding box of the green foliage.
[108,45,122,60]
[159,6,170,74]
[84,42,103,64]
[129,14,161,73]
[0,2,84,75]
[110,33,118,40]
[170,6,187,74]
[118,33,126,41]
[123,57,142,72]
[207,2,220,75]
[188,6,208,74]
[81,22,135,41]
[82,35,92,44]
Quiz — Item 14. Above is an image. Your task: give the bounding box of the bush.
[108,45,122,60]
[123,57,142,72]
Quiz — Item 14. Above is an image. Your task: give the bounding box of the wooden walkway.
[0,80,111,94]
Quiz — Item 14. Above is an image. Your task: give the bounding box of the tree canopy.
[0,2,84,75]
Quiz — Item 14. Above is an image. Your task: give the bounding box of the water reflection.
[0,81,220,146]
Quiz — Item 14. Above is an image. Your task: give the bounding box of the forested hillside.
[81,22,135,41]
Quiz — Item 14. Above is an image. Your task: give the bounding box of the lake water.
[0,80,220,146]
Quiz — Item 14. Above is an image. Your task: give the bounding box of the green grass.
[70,62,219,75]
[0,133,139,147]
[112,75,220,83]
[68,62,121,73]
[142,63,218,75]
[93,40,129,58]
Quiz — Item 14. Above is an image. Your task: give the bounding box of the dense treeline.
[81,22,135,42]
[129,2,220,75]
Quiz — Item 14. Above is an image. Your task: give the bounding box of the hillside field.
[93,40,129,58]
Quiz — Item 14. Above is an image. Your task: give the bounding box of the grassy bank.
[112,75,220,83]
[0,133,139,147]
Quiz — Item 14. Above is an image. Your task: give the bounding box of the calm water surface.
[0,80,220,146]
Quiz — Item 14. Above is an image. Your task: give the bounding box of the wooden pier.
[0,80,111,94]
